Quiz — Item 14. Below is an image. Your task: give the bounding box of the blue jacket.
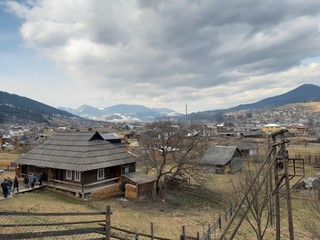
[30,175,35,184]
[1,181,8,191]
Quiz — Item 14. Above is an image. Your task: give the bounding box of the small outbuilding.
[121,172,156,200]
[201,146,243,173]
[231,142,258,157]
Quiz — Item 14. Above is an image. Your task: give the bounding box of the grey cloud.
[6,0,320,111]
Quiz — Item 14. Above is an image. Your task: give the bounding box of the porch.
[47,177,120,198]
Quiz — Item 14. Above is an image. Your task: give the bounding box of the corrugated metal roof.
[15,131,136,172]
[202,146,240,165]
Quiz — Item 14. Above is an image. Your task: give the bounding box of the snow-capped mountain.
[59,104,182,122]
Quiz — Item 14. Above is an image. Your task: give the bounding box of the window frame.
[97,168,105,180]
[74,171,81,182]
[66,170,72,180]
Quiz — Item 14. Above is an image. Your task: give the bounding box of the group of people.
[1,172,44,199]
[1,176,19,198]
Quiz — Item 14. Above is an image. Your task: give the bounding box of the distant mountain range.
[1,83,319,124]
[59,104,182,122]
[0,91,78,124]
[188,84,320,121]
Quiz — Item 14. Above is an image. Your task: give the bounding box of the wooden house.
[286,124,308,135]
[14,131,136,198]
[201,146,243,173]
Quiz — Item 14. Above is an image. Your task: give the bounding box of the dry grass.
[0,153,19,168]
[0,149,319,239]
[275,101,320,112]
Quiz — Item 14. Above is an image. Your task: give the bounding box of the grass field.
[0,150,319,239]
[0,153,19,168]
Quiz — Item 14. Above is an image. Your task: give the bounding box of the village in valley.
[2,1,320,239]
[0,101,319,239]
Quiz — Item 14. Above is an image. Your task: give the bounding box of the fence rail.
[0,210,106,239]
[0,206,200,240]
[201,202,238,240]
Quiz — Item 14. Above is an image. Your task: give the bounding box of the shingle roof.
[202,146,240,165]
[15,131,136,172]
[231,142,257,151]
[122,172,156,185]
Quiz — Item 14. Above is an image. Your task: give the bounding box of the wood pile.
[125,183,137,200]
[92,184,120,198]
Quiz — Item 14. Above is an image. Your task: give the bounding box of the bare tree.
[230,162,270,240]
[304,181,320,239]
[140,120,207,195]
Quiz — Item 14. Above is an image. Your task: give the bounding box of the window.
[97,169,105,180]
[74,171,81,181]
[66,170,72,180]
[124,167,129,174]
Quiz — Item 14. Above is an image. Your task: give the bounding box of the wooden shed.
[201,146,243,173]
[121,172,156,200]
[14,131,136,198]
[231,142,258,157]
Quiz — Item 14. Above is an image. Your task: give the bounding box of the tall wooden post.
[283,147,294,240]
[105,205,111,240]
[151,222,154,240]
[272,134,281,240]
[180,226,186,240]
[268,138,274,226]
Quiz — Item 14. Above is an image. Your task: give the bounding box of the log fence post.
[105,205,111,240]
[151,222,154,240]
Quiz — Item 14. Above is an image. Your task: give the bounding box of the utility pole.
[282,145,294,240]
[268,138,274,226]
[273,133,281,240]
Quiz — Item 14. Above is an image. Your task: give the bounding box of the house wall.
[121,163,136,174]
[230,157,242,173]
[261,125,281,133]
[84,166,120,185]
[138,181,156,199]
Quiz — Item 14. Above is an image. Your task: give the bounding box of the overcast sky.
[1,0,320,113]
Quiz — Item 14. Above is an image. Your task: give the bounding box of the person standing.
[30,174,36,189]
[7,177,13,194]
[23,175,29,189]
[13,176,19,193]
[1,179,9,198]
[38,172,43,186]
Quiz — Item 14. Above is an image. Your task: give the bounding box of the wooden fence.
[0,210,105,239]
[200,202,238,240]
[0,205,200,240]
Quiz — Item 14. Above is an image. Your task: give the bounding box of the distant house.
[100,133,130,152]
[216,130,235,137]
[231,142,258,157]
[18,134,31,146]
[286,124,308,135]
[201,146,243,173]
[261,124,281,133]
[9,127,24,137]
[240,131,263,138]
[14,131,136,198]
